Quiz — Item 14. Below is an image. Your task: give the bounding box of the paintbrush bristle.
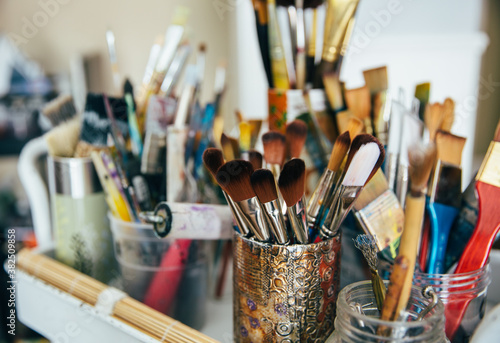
[441,98,455,132]
[408,143,437,195]
[353,170,389,211]
[216,160,254,202]
[42,94,77,127]
[220,133,235,160]
[202,148,225,178]
[251,169,278,203]
[345,86,372,120]
[327,131,351,171]
[424,103,444,141]
[248,150,263,170]
[343,134,385,187]
[45,116,81,157]
[262,131,286,165]
[435,130,466,166]
[363,66,388,94]
[278,159,306,207]
[286,120,308,159]
[347,117,364,138]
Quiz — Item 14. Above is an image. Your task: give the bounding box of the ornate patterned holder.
[233,233,342,342]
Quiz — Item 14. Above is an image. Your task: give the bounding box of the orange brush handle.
[446,181,500,340]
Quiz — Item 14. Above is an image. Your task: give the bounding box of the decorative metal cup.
[233,233,342,342]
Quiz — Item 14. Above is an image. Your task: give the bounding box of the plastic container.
[109,214,208,330]
[414,265,491,343]
[330,280,448,343]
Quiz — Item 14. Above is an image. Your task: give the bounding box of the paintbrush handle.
[395,195,426,316]
[427,203,459,274]
[379,255,409,323]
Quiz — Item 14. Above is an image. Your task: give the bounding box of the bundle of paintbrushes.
[203,124,385,244]
[251,0,360,89]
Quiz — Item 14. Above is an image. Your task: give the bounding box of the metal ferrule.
[321,185,362,239]
[262,200,288,244]
[384,153,398,191]
[223,191,251,237]
[141,132,166,175]
[287,196,309,244]
[396,164,409,208]
[307,169,336,227]
[235,197,271,242]
[47,156,102,198]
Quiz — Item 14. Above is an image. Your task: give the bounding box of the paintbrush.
[249,150,263,170]
[335,16,355,75]
[441,98,455,132]
[320,134,385,239]
[323,72,345,113]
[160,42,192,97]
[276,0,297,88]
[216,160,270,241]
[251,168,289,244]
[203,148,251,236]
[220,133,236,161]
[379,255,410,327]
[393,143,436,318]
[105,29,121,91]
[294,0,306,89]
[346,117,363,138]
[306,7,318,86]
[141,35,164,90]
[251,0,273,87]
[124,79,143,158]
[42,94,78,127]
[45,116,81,158]
[363,66,389,146]
[307,131,350,238]
[447,121,500,340]
[424,102,444,142]
[345,86,373,135]
[314,0,360,87]
[353,169,404,260]
[353,234,386,311]
[396,111,424,207]
[286,119,308,159]
[385,92,405,191]
[239,121,252,160]
[268,0,290,89]
[249,119,263,148]
[307,89,338,144]
[426,131,465,274]
[278,158,309,243]
[262,131,287,178]
[414,82,430,121]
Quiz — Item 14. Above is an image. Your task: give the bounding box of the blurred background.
[0,0,498,342]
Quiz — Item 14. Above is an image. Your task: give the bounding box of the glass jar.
[414,264,491,343]
[329,280,448,343]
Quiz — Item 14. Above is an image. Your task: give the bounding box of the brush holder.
[329,280,448,343]
[414,264,490,343]
[47,156,117,283]
[233,233,342,342]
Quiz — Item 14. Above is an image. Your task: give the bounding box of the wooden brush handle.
[445,181,500,340]
[380,255,409,322]
[395,195,426,316]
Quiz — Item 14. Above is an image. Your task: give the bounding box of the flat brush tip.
[248,150,263,170]
[344,134,385,187]
[328,131,351,172]
[251,169,278,203]
[216,160,254,202]
[278,159,306,206]
[408,143,437,194]
[435,130,466,166]
[286,120,308,158]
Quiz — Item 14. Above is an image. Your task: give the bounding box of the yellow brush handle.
[395,195,426,316]
[267,0,289,89]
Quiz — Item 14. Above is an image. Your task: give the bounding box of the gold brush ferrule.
[373,91,390,146]
[321,185,362,239]
[262,199,288,244]
[477,141,500,188]
[322,0,360,63]
[235,197,271,242]
[287,196,309,244]
[385,153,398,191]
